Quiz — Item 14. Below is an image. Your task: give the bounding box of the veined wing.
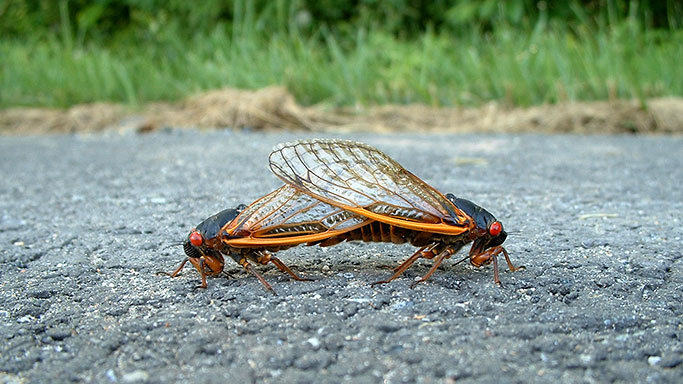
[269,139,473,235]
[223,184,371,247]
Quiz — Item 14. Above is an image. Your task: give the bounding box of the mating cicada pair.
[166,139,523,292]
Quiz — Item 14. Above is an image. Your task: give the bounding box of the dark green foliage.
[0,1,680,108]
[1,0,679,42]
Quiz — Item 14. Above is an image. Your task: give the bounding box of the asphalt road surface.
[1,130,681,383]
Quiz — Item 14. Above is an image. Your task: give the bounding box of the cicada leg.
[158,257,209,288]
[500,247,525,272]
[196,257,210,289]
[409,247,455,288]
[159,258,190,278]
[470,246,525,285]
[237,257,276,294]
[390,244,439,271]
[256,251,313,282]
[371,244,438,286]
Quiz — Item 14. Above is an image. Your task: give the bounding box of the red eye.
[489,221,502,236]
[189,231,203,247]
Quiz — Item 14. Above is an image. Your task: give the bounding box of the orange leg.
[471,246,525,285]
[372,244,437,286]
[159,258,190,278]
[375,248,426,273]
[410,248,455,288]
[501,247,525,272]
[158,257,209,288]
[256,251,312,282]
[270,257,313,281]
[391,244,439,271]
[197,257,209,289]
[239,257,276,294]
[159,257,207,288]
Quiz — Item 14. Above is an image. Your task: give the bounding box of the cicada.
[269,139,523,286]
[166,184,373,291]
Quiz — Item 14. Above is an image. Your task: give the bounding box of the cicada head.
[182,205,246,276]
[446,194,507,266]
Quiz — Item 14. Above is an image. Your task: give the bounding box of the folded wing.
[269,139,472,235]
[223,185,371,247]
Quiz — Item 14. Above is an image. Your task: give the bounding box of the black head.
[183,205,245,259]
[446,193,507,251]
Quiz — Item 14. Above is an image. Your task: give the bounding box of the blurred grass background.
[1,0,681,108]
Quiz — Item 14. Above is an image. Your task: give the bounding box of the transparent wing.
[223,185,370,246]
[269,139,472,235]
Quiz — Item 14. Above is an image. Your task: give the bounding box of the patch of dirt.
[1,87,681,135]
[145,87,312,131]
[0,103,125,135]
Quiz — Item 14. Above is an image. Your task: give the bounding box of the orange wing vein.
[222,185,372,248]
[269,139,473,236]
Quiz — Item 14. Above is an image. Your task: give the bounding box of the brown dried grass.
[1,87,680,135]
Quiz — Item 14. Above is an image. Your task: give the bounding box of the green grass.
[1,24,681,108]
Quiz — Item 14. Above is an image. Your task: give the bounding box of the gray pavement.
[0,130,681,383]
